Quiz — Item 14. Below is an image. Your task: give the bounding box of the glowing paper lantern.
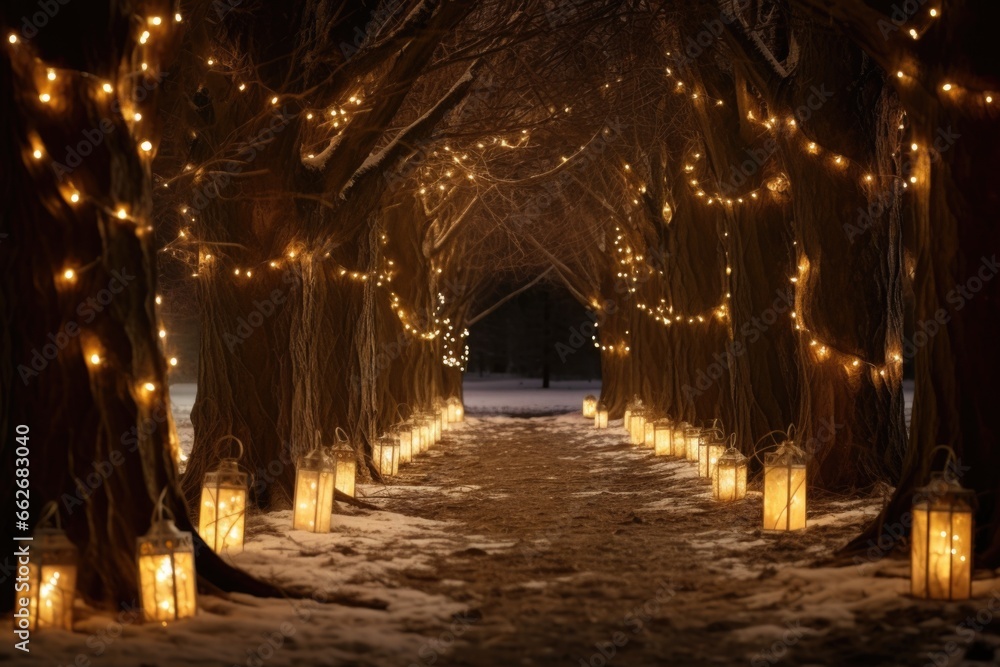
[417,414,433,453]
[653,419,674,456]
[292,447,336,532]
[697,428,726,478]
[447,396,464,422]
[198,436,248,555]
[24,505,77,631]
[137,490,196,622]
[432,411,443,442]
[644,420,655,448]
[594,402,609,429]
[684,425,701,462]
[713,447,748,501]
[396,422,414,464]
[629,407,647,446]
[911,473,974,600]
[671,422,689,457]
[435,398,450,431]
[763,440,807,531]
[411,421,423,456]
[582,395,597,419]
[373,432,400,477]
[333,428,357,498]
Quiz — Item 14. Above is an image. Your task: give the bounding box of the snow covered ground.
[462,376,601,416]
[7,378,960,667]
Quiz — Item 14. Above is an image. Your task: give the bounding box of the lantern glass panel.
[398,424,413,463]
[136,520,197,622]
[713,448,748,501]
[629,409,647,445]
[594,404,609,429]
[911,476,973,600]
[447,397,464,422]
[582,395,597,419]
[684,426,701,461]
[293,449,336,532]
[27,528,77,631]
[763,446,807,530]
[334,446,357,498]
[653,420,673,456]
[198,458,247,554]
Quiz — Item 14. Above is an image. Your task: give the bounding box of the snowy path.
[372,415,998,667]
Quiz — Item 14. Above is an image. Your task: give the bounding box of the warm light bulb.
[942,83,952,91]
[70,192,80,203]
[169,357,178,366]
[151,16,162,25]
[90,353,101,365]
[140,140,152,152]
[143,382,156,392]
[175,12,182,21]
[896,71,904,78]
[102,83,113,93]
[39,93,51,103]
[63,269,75,280]
[238,83,246,91]
[32,149,42,159]
[271,96,278,105]
[8,34,18,44]
[929,8,938,16]
[117,208,127,219]
[47,69,56,81]
[158,329,166,338]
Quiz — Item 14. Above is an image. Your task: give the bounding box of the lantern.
[292,446,336,532]
[911,472,974,600]
[411,420,423,456]
[671,422,689,457]
[582,395,597,419]
[435,398,450,432]
[417,413,433,452]
[653,419,674,456]
[644,420,655,448]
[713,447,748,501]
[197,436,248,555]
[623,396,639,432]
[137,490,197,622]
[763,439,807,531]
[23,504,77,631]
[684,425,701,462]
[594,402,609,429]
[629,407,647,446]
[432,411,443,442]
[697,428,726,478]
[396,422,414,464]
[333,428,357,498]
[372,432,400,477]
[447,396,464,422]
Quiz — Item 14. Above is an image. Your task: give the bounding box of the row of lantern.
[582,395,976,601]
[23,397,468,632]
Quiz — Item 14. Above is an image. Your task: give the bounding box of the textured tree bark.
[0,0,278,611]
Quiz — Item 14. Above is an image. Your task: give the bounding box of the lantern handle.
[749,427,799,465]
[395,403,410,420]
[335,427,349,443]
[213,435,244,461]
[37,501,62,530]
[928,444,960,481]
[150,487,177,525]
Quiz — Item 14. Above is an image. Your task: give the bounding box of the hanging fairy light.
[333,428,357,498]
[136,489,197,623]
[911,449,974,601]
[762,428,808,531]
[582,395,597,419]
[24,503,77,631]
[197,436,248,555]
[713,446,749,501]
[292,442,336,533]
